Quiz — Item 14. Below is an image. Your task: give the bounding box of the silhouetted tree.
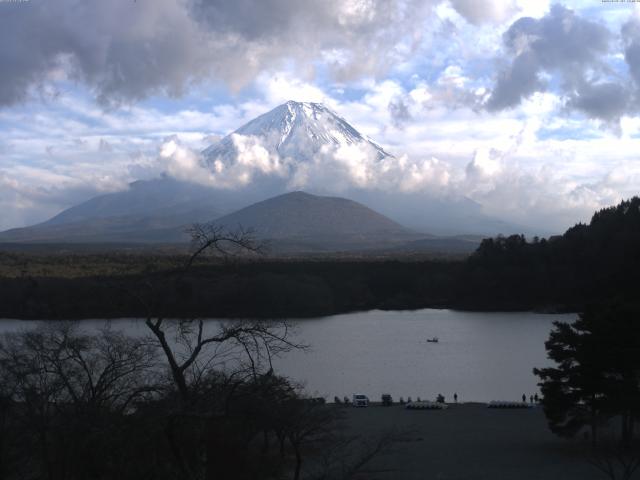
[0,323,158,480]
[535,302,640,446]
[129,223,306,479]
[282,399,337,480]
[136,223,302,405]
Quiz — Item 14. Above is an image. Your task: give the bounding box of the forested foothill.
[1,197,640,320]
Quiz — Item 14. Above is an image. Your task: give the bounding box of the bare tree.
[138,223,301,406]
[589,437,640,480]
[2,323,158,411]
[145,316,301,405]
[281,400,338,480]
[0,323,158,480]
[184,223,266,270]
[123,223,307,480]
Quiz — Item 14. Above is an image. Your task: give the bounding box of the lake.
[0,309,575,403]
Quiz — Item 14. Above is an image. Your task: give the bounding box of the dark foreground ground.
[343,403,602,480]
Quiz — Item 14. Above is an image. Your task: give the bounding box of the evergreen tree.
[534,302,640,445]
[534,316,608,443]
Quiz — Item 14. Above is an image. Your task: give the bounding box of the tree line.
[3,197,640,319]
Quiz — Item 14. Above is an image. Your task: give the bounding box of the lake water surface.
[0,309,575,403]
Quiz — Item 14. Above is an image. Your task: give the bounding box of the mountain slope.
[0,178,239,243]
[41,178,219,226]
[0,210,206,243]
[215,191,411,238]
[212,191,427,252]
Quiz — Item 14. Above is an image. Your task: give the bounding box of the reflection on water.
[0,309,575,403]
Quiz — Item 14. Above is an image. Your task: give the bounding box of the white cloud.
[159,137,216,186]
[449,0,520,25]
[229,134,287,179]
[254,73,332,108]
[396,155,452,192]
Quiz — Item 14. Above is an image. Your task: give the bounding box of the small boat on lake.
[426,337,439,343]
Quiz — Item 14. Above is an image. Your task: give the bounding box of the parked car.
[381,394,393,406]
[352,394,369,407]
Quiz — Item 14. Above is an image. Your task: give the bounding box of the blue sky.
[1,0,640,232]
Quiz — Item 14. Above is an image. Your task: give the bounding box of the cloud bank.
[487,4,640,127]
[0,0,438,107]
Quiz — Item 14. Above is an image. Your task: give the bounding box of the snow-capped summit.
[203,100,392,165]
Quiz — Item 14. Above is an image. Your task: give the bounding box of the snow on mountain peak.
[203,101,392,166]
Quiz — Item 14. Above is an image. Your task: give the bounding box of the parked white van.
[352,394,369,407]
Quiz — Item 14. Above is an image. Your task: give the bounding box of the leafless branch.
[589,440,640,480]
[184,223,266,270]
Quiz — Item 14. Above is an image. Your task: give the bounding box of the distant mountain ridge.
[0,178,227,243]
[41,178,219,226]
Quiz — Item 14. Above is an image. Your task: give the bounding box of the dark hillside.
[455,197,640,310]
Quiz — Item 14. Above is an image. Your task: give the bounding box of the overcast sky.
[1,0,640,232]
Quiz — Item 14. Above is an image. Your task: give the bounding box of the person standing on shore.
[522,394,526,403]
[454,392,458,403]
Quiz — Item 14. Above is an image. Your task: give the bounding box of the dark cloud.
[488,9,640,125]
[191,0,323,41]
[565,82,633,127]
[388,97,412,127]
[0,0,433,108]
[505,6,609,69]
[623,17,640,86]
[487,51,544,110]
[186,0,437,85]
[488,5,613,115]
[0,0,209,107]
[0,4,62,106]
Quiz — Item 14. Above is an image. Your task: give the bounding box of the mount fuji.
[0,101,524,249]
[203,100,392,165]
